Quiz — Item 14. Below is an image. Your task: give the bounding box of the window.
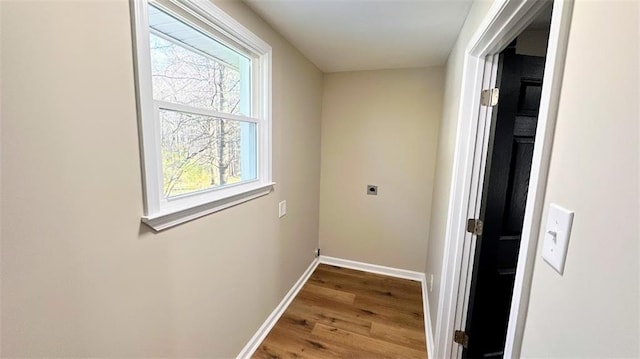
[131,0,273,231]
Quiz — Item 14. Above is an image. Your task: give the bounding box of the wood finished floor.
[252,264,427,359]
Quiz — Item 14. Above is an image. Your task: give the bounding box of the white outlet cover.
[278,200,286,218]
[542,203,574,274]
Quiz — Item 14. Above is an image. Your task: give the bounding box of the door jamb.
[434,0,574,358]
[451,53,500,359]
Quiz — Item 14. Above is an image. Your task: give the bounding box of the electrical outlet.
[314,248,320,257]
[429,274,434,292]
[278,200,286,218]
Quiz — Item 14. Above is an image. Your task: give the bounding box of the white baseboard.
[236,257,320,359]
[319,255,424,281]
[421,275,435,359]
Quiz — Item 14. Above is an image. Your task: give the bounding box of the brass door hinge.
[480,88,499,106]
[466,219,483,236]
[454,330,469,348]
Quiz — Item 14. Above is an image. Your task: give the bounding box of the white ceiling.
[244,0,474,73]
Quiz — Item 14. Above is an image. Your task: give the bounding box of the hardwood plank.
[310,265,424,314]
[295,292,424,331]
[302,270,425,331]
[311,323,426,359]
[252,265,428,358]
[352,295,425,330]
[296,283,356,305]
[254,326,349,359]
[314,265,422,292]
[287,301,372,336]
[310,268,423,303]
[370,321,427,351]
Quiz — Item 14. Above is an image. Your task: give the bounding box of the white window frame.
[130,0,273,231]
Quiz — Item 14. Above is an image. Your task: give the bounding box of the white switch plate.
[278,200,286,218]
[542,203,574,274]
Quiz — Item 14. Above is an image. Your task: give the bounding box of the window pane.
[148,5,251,116]
[159,109,257,199]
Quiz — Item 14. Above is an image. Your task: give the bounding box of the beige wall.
[424,0,494,329]
[319,68,444,272]
[521,1,639,356]
[0,0,323,357]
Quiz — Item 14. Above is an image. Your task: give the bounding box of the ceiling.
[244,0,474,73]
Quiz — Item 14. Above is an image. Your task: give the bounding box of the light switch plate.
[542,203,574,274]
[278,200,286,218]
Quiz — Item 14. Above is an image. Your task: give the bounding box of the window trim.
[130,0,273,231]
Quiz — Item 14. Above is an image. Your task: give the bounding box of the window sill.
[142,182,275,231]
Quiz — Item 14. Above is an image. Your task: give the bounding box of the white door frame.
[434,0,574,358]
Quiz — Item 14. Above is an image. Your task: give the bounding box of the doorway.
[433,1,575,358]
[462,17,550,357]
